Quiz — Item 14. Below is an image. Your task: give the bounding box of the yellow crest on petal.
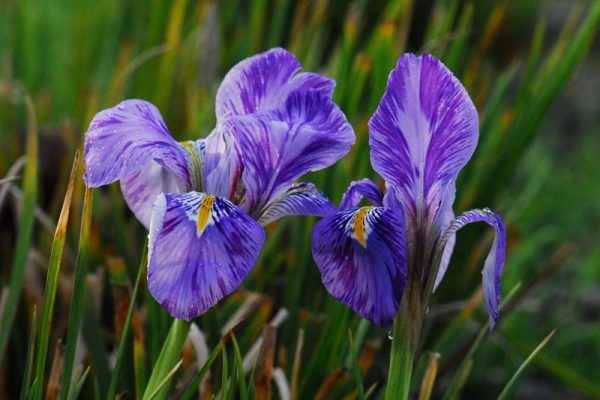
[353,206,374,248]
[197,195,215,236]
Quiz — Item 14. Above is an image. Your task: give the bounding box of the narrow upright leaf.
[32,150,81,400]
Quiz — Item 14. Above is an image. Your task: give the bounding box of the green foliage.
[0,0,599,398]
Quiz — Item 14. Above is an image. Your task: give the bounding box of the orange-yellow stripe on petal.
[353,206,374,248]
[197,195,215,236]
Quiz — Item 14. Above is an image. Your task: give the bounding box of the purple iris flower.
[84,48,355,320]
[311,54,506,327]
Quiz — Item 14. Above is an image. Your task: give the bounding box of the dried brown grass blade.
[255,325,276,400]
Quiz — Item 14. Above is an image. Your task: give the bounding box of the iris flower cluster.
[84,48,505,327]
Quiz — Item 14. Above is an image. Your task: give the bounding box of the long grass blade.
[106,245,148,400]
[255,325,276,400]
[31,150,81,400]
[180,335,229,400]
[0,89,38,362]
[347,330,365,400]
[497,330,556,400]
[67,366,91,400]
[231,334,248,399]
[418,353,440,400]
[147,360,183,400]
[19,306,38,400]
[58,187,93,400]
[143,319,191,400]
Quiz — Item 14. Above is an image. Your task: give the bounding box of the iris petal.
[202,129,244,201]
[215,48,334,120]
[84,99,190,189]
[147,192,265,320]
[369,54,478,231]
[437,208,506,326]
[339,179,384,210]
[311,207,407,326]
[257,183,336,225]
[120,162,185,228]
[228,90,354,216]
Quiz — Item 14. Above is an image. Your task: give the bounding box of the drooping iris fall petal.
[437,208,506,326]
[147,192,265,321]
[369,54,478,232]
[311,207,407,326]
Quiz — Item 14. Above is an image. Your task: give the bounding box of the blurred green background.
[0,0,599,398]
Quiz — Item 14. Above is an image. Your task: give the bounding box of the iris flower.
[311,54,506,327]
[84,48,354,320]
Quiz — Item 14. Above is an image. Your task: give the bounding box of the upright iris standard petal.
[147,192,265,321]
[202,129,244,202]
[339,179,384,210]
[369,54,478,230]
[437,208,506,326]
[257,183,336,226]
[228,90,354,215]
[312,207,407,326]
[215,48,334,120]
[84,99,190,189]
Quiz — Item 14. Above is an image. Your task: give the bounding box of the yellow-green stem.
[385,281,423,400]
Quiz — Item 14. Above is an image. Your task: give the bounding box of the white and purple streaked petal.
[369,53,478,230]
[147,192,265,320]
[437,208,506,327]
[215,48,334,120]
[312,207,407,326]
[287,72,335,99]
[84,99,190,188]
[229,90,354,215]
[201,129,244,202]
[120,162,186,228]
[257,183,336,226]
[339,179,384,210]
[433,184,458,289]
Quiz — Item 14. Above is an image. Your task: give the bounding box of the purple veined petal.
[433,184,457,289]
[287,72,335,99]
[228,90,354,216]
[369,53,478,232]
[311,206,407,326]
[215,48,334,120]
[257,182,336,226]
[201,128,245,203]
[147,191,265,320]
[84,99,190,189]
[436,208,506,327]
[339,179,384,210]
[120,162,186,228]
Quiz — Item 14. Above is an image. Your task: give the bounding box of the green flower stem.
[385,279,423,400]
